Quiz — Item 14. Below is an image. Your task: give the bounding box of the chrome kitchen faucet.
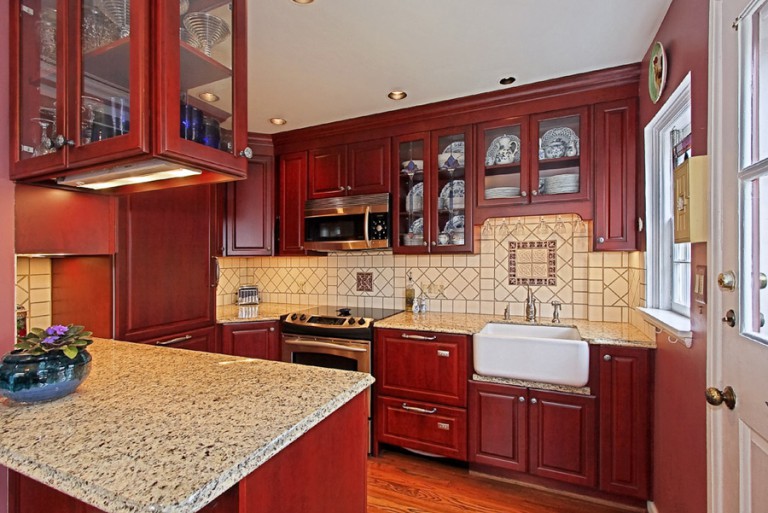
[524,285,537,322]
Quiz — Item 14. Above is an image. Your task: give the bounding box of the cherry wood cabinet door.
[347,138,391,195]
[308,145,347,199]
[599,346,651,499]
[468,381,528,472]
[592,98,638,251]
[374,328,468,407]
[115,185,216,342]
[221,322,280,360]
[278,151,307,255]
[225,156,274,256]
[528,390,597,487]
[376,396,468,460]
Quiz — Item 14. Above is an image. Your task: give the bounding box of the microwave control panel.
[369,213,389,240]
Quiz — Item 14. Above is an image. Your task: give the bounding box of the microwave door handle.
[284,339,367,353]
[364,206,371,248]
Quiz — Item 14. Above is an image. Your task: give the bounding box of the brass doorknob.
[718,271,737,291]
[705,386,737,410]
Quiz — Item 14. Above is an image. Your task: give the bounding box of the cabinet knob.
[52,134,75,149]
[338,187,346,191]
[423,241,428,246]
[269,327,275,332]
[521,191,528,197]
[603,354,612,361]
[346,185,352,191]
[598,236,606,244]
[431,241,436,246]
[531,190,538,196]
[530,398,538,405]
[518,396,525,403]
[239,147,253,159]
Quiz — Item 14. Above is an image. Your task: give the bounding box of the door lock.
[718,270,737,291]
[722,309,736,327]
[705,386,737,410]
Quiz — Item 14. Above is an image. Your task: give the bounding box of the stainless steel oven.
[281,334,370,373]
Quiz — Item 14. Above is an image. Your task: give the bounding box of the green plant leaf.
[62,346,78,359]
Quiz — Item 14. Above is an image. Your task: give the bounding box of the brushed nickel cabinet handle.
[212,257,220,288]
[402,403,437,414]
[530,398,538,405]
[401,333,437,341]
[156,335,193,346]
[603,354,612,361]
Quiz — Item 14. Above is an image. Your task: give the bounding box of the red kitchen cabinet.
[529,389,597,487]
[278,151,307,255]
[374,328,470,460]
[225,156,274,256]
[10,0,250,190]
[469,382,596,487]
[307,139,390,200]
[220,321,280,360]
[308,145,347,199]
[469,382,528,472]
[115,185,217,342]
[599,346,651,499]
[592,98,638,251]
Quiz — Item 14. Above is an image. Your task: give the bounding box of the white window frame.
[644,73,693,317]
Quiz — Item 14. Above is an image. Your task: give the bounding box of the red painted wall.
[639,1,710,511]
[0,5,13,512]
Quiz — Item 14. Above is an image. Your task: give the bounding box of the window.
[644,74,692,318]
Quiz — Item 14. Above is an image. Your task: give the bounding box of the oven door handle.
[364,206,371,248]
[283,339,368,353]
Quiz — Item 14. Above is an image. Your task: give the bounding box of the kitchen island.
[0,338,373,513]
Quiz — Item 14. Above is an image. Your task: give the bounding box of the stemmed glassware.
[30,117,54,156]
[81,96,103,145]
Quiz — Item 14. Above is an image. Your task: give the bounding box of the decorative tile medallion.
[356,272,374,292]
[509,240,557,286]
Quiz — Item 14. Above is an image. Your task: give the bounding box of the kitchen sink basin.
[473,323,589,386]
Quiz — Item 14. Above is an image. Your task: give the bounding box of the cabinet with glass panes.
[475,107,591,218]
[11,0,250,189]
[393,127,473,254]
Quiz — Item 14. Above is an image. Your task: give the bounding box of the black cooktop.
[303,305,403,321]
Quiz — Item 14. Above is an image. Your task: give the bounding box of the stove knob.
[300,314,307,321]
[291,313,298,320]
[348,318,356,325]
[358,318,366,325]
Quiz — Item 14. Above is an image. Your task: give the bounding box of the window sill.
[637,307,694,348]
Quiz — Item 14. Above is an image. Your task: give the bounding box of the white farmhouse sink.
[473,324,589,387]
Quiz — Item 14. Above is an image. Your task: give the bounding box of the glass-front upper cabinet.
[530,106,590,203]
[156,0,249,175]
[394,132,431,253]
[11,0,150,177]
[476,117,529,208]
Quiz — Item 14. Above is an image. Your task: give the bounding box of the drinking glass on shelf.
[36,8,57,62]
[91,110,115,142]
[81,96,103,144]
[200,116,221,148]
[30,117,54,156]
[110,96,128,136]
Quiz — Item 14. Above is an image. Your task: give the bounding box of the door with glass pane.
[710,0,768,510]
[393,132,431,253]
[68,0,150,167]
[156,0,248,177]
[476,116,529,208]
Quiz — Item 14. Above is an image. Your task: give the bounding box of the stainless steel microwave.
[304,193,390,251]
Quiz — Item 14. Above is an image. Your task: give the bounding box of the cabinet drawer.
[375,328,468,407]
[376,396,467,460]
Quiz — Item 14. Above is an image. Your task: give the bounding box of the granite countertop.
[0,339,374,513]
[375,311,655,348]
[216,302,312,323]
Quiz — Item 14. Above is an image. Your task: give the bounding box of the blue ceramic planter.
[0,350,91,403]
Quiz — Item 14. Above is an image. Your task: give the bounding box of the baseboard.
[647,501,658,513]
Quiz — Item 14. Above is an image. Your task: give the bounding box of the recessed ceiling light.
[388,90,407,100]
[269,118,287,125]
[499,76,517,86]
[292,0,314,4]
[199,92,220,102]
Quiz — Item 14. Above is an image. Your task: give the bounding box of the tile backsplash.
[218,214,654,338]
[15,257,52,329]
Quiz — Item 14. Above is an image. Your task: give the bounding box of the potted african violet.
[0,324,93,403]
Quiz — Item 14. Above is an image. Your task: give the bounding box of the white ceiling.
[246,0,673,134]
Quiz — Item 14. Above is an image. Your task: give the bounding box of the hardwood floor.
[367,450,632,513]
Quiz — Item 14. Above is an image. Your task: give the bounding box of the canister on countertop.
[16,305,27,338]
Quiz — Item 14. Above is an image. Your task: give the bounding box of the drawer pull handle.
[437,350,450,358]
[402,403,437,414]
[401,333,437,341]
[156,335,193,346]
[437,422,450,430]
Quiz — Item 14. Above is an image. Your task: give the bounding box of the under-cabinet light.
[57,160,203,190]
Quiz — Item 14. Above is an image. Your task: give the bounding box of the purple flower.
[41,336,60,345]
[46,325,68,336]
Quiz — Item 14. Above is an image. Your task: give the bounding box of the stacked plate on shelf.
[485,186,520,199]
[540,174,579,194]
[439,180,465,210]
[405,182,424,212]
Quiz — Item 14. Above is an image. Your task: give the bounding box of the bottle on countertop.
[405,271,415,311]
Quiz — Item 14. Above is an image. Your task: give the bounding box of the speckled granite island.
[0,338,373,513]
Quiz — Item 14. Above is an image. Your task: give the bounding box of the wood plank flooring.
[367,450,633,513]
